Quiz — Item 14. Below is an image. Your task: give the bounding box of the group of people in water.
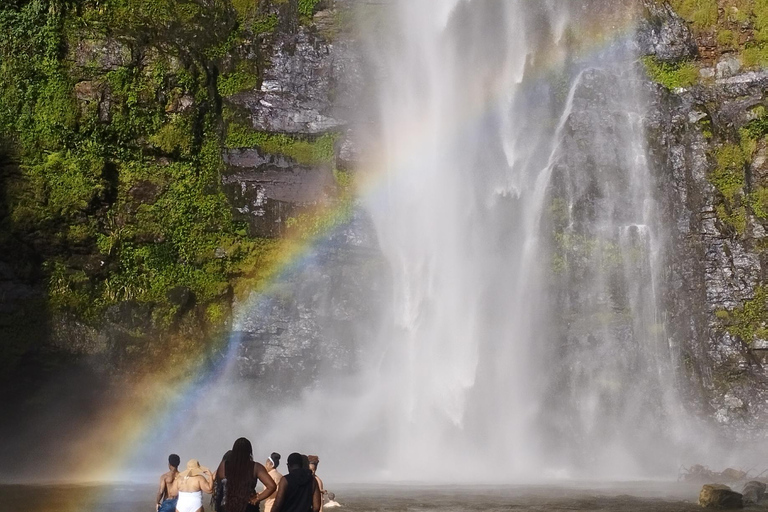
[155,437,340,512]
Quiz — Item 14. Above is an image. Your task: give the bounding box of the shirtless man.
[324,493,341,508]
[176,459,214,512]
[156,454,181,512]
[307,456,326,511]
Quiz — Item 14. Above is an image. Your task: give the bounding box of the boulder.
[715,54,741,80]
[721,468,748,482]
[698,484,743,509]
[638,0,697,62]
[742,481,766,505]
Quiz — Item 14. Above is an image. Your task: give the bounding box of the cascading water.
[357,0,690,479]
[175,0,700,482]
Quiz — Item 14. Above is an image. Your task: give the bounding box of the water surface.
[0,482,712,512]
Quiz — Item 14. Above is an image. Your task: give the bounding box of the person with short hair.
[176,459,214,512]
[324,493,340,508]
[307,455,326,510]
[156,454,181,512]
[263,452,283,512]
[271,452,321,512]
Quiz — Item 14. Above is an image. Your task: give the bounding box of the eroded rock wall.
[642,0,768,434]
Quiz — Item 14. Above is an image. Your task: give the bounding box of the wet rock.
[222,147,336,237]
[71,37,132,72]
[230,28,341,134]
[742,481,766,505]
[721,468,748,482]
[74,80,104,102]
[337,129,361,171]
[232,205,389,398]
[128,180,161,204]
[638,0,697,62]
[698,484,743,509]
[228,25,364,135]
[50,318,108,355]
[166,94,194,113]
[105,301,153,332]
[645,61,768,431]
[166,286,194,312]
[716,54,741,80]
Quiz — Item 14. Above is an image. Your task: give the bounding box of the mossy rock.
[699,484,743,509]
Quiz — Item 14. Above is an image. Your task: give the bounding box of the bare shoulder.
[254,461,268,476]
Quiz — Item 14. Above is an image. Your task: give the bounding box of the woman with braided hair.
[215,438,276,512]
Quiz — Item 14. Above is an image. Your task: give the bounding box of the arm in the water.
[156,474,168,509]
[312,480,322,512]
[250,462,276,504]
[270,475,287,512]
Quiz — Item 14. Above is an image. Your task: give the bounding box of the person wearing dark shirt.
[271,453,321,512]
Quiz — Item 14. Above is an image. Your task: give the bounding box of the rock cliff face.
[640,0,768,433]
[214,1,388,393]
[0,0,383,418]
[219,0,768,435]
[4,0,768,442]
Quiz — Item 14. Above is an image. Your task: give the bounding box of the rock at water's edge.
[742,481,766,505]
[699,484,743,509]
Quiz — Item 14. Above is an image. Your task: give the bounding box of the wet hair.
[169,454,180,469]
[226,438,254,512]
[286,452,303,469]
[270,452,281,469]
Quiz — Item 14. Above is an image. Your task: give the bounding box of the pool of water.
[0,481,730,512]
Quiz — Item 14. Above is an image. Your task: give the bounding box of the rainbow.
[34,5,645,510]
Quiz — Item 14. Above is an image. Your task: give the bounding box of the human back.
[216,437,276,512]
[156,454,181,512]
[175,459,213,512]
[272,453,320,512]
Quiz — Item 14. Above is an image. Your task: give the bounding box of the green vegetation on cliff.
[670,0,768,69]
[225,122,337,165]
[641,56,699,89]
[716,286,768,346]
[670,0,718,29]
[0,0,330,371]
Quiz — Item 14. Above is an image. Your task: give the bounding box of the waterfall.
[175,0,698,483]
[358,0,688,479]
